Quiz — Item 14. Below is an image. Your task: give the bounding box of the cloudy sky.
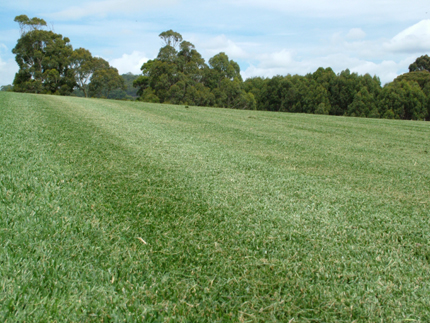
[1,0,430,86]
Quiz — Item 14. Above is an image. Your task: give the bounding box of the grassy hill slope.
[1,92,430,322]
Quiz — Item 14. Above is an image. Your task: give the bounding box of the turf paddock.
[1,92,429,322]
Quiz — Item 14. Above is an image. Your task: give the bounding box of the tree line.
[245,66,430,120]
[8,15,430,120]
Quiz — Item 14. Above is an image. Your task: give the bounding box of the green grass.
[1,91,429,322]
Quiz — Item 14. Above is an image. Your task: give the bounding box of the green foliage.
[409,54,430,72]
[378,80,428,120]
[393,71,430,120]
[159,29,183,48]
[89,66,125,98]
[70,48,96,97]
[1,85,13,92]
[206,53,254,109]
[347,87,378,117]
[121,73,139,98]
[395,70,430,90]
[134,31,254,109]
[134,44,429,120]
[246,69,383,117]
[183,83,214,106]
[90,73,139,100]
[133,75,150,97]
[139,87,160,103]
[207,52,242,88]
[11,14,132,101]
[329,69,361,115]
[12,25,75,95]
[314,102,330,115]
[249,75,283,111]
[10,17,430,120]
[302,80,332,114]
[243,76,266,106]
[14,14,47,35]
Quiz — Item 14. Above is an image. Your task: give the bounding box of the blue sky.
[1,0,430,86]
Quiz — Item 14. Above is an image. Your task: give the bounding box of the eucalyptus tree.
[14,14,47,34]
[243,76,266,109]
[409,55,430,73]
[89,63,125,98]
[70,48,98,97]
[347,87,379,118]
[205,52,256,109]
[206,52,242,89]
[134,30,254,108]
[159,30,183,49]
[378,80,427,120]
[135,30,209,105]
[394,70,430,90]
[12,15,75,94]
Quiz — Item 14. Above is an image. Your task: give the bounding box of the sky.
[1,0,430,87]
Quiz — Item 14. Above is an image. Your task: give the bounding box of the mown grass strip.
[1,92,430,322]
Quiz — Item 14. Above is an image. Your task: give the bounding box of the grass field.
[1,91,430,322]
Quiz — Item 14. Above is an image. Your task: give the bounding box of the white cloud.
[383,19,430,53]
[48,0,178,20]
[3,0,428,88]
[0,44,17,86]
[109,51,148,74]
[241,50,412,85]
[257,49,296,69]
[349,58,414,84]
[346,28,366,40]
[0,58,18,86]
[241,50,319,79]
[227,0,429,21]
[201,35,248,59]
[293,19,430,66]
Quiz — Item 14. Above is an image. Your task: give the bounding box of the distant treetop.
[409,55,430,73]
[14,15,47,35]
[159,30,183,49]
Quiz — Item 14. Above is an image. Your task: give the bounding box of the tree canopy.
[409,55,430,73]
[9,14,430,120]
[14,15,47,35]
[132,30,255,109]
[12,27,75,95]
[12,15,125,98]
[159,30,183,49]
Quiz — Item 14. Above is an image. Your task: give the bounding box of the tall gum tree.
[12,15,75,95]
[134,30,254,108]
[70,48,95,97]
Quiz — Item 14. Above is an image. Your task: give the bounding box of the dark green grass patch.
[1,92,430,322]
